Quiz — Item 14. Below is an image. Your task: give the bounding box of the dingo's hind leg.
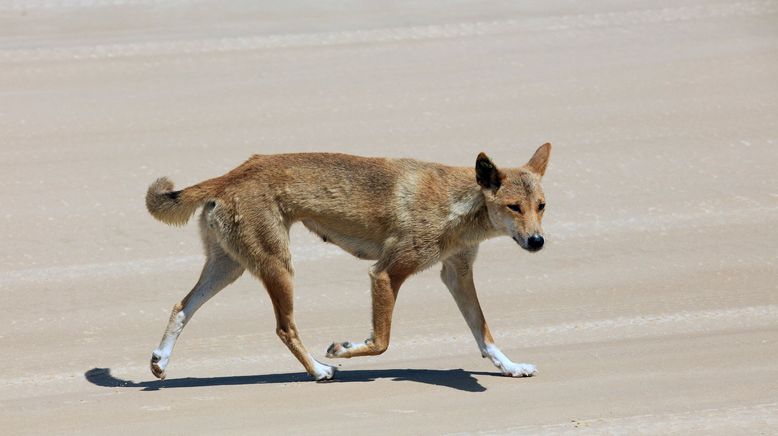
[150,239,244,380]
[253,256,336,381]
[237,215,335,381]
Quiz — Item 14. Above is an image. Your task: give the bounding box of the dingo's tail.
[146,177,217,226]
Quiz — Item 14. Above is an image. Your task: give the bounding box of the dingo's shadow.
[85,367,501,393]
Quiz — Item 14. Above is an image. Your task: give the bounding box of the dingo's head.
[476,143,551,252]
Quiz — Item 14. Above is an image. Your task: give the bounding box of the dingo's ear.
[476,152,505,190]
[527,142,552,177]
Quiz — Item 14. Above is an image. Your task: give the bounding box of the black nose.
[527,234,544,250]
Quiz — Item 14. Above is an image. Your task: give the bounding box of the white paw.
[312,360,336,381]
[503,362,537,377]
[150,351,168,380]
[326,341,353,358]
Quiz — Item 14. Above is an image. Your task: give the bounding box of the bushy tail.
[146,177,216,226]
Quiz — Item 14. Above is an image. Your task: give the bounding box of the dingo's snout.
[513,233,544,252]
[527,234,544,251]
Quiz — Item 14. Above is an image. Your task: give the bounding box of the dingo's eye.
[507,204,522,213]
[538,202,545,211]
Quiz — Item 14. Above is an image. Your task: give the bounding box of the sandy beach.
[1,0,777,433]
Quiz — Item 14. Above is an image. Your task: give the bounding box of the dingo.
[146,143,551,381]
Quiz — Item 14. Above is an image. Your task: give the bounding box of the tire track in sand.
[3,303,777,389]
[1,1,775,63]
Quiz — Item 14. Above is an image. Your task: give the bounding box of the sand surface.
[2,0,777,434]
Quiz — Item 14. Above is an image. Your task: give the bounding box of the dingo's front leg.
[151,249,244,379]
[441,248,536,377]
[326,266,408,359]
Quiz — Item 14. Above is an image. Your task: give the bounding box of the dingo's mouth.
[513,235,544,252]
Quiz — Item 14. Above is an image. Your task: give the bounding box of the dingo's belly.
[301,219,383,260]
